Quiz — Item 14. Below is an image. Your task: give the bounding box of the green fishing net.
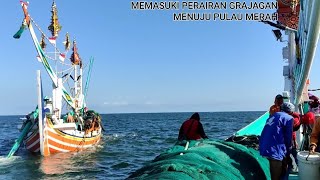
[128,140,270,180]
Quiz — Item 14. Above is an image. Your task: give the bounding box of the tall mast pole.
[283,31,296,103]
[70,40,82,112]
[80,61,83,97]
[48,0,61,77]
[48,0,62,117]
[75,57,78,98]
[73,40,78,99]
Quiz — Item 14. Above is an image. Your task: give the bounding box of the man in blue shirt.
[259,102,294,180]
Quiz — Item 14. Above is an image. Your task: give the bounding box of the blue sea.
[0,111,264,179]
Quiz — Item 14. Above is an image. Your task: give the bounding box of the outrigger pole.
[7,70,45,158]
[7,121,32,158]
[84,57,94,100]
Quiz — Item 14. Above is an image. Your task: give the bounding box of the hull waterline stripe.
[47,129,100,145]
[48,135,94,148]
[46,122,102,141]
[48,144,69,152]
[26,132,39,146]
[34,147,40,152]
[28,142,40,152]
[26,138,40,149]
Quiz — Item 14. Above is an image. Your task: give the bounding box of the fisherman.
[289,112,301,173]
[269,94,284,116]
[259,102,295,180]
[309,115,320,153]
[43,96,51,113]
[300,107,316,151]
[309,93,320,114]
[301,110,315,133]
[292,112,301,148]
[82,107,89,115]
[178,112,208,141]
[67,111,75,123]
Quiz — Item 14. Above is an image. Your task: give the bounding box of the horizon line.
[0,110,267,116]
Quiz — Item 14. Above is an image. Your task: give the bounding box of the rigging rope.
[29,15,72,67]
[62,71,72,84]
[57,66,74,75]
[29,15,61,53]
[308,88,320,91]
[44,54,72,66]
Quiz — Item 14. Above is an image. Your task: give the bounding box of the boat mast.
[70,40,82,112]
[19,1,76,109]
[48,0,62,118]
[74,42,78,99]
[48,1,61,38]
[48,0,61,79]
[80,57,83,100]
[284,32,296,103]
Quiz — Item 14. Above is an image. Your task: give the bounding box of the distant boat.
[8,1,103,157]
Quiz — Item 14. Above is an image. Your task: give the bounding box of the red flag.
[59,53,66,62]
[48,37,56,44]
[36,55,42,62]
[20,1,29,8]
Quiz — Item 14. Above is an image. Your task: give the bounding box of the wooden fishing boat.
[8,1,103,157]
[24,115,101,154]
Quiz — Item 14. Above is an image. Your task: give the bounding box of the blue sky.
[1,0,320,115]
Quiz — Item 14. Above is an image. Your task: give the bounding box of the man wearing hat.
[260,102,295,180]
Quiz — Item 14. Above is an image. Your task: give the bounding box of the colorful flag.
[20,1,29,8]
[36,55,42,62]
[40,34,47,50]
[59,53,66,62]
[63,33,71,50]
[13,20,27,39]
[48,37,56,44]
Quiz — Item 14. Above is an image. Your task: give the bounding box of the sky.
[1,0,320,115]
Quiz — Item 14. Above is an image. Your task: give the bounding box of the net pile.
[128,140,270,180]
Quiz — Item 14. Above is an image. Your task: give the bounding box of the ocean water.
[0,111,264,179]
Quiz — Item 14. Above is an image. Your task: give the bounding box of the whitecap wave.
[0,156,22,168]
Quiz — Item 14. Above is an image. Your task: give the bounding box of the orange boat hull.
[24,121,101,154]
